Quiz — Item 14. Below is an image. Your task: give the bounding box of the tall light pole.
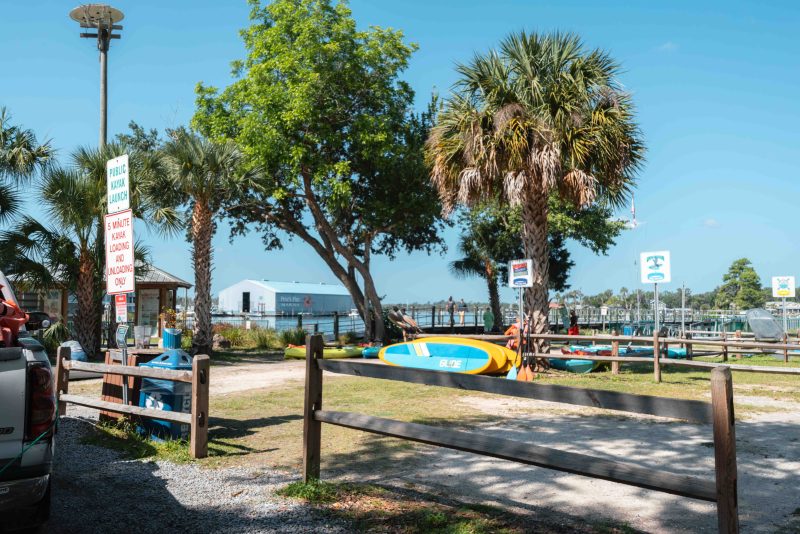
[69,4,124,147]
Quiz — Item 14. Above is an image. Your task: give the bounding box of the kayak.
[561,345,688,359]
[284,345,364,359]
[379,337,515,375]
[362,346,381,358]
[549,358,598,374]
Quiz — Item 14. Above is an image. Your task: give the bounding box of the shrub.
[249,327,281,350]
[279,327,307,347]
[42,321,70,353]
[181,329,193,350]
[220,326,247,348]
[212,322,234,334]
[338,331,360,345]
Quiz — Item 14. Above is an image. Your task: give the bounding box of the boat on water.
[379,337,515,375]
[284,345,363,359]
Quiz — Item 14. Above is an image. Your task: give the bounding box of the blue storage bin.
[622,326,633,336]
[162,328,182,350]
[138,349,193,440]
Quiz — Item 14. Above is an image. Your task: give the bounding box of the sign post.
[600,305,608,333]
[508,259,534,378]
[772,276,796,334]
[640,251,672,333]
[106,154,134,404]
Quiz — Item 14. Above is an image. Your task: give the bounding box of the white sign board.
[114,294,127,322]
[508,259,534,288]
[600,306,608,316]
[106,154,130,214]
[105,209,135,295]
[772,276,796,298]
[640,251,671,284]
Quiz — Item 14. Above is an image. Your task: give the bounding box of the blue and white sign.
[640,251,671,284]
[508,259,533,288]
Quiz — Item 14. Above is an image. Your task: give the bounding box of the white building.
[218,280,354,315]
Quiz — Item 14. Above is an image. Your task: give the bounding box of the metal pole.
[99,29,108,147]
[654,283,660,334]
[681,283,686,337]
[636,289,641,327]
[783,297,788,334]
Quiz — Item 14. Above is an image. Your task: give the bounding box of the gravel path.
[49,415,349,534]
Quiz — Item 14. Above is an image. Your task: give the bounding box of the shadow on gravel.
[48,418,347,534]
[317,412,800,533]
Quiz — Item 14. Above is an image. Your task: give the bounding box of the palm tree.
[0,143,177,358]
[160,131,253,356]
[426,31,644,344]
[0,107,53,223]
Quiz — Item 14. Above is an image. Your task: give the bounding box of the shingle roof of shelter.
[245,280,350,296]
[137,265,192,288]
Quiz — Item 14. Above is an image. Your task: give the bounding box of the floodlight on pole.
[69,4,124,147]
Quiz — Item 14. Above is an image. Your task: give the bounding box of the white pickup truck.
[0,272,56,531]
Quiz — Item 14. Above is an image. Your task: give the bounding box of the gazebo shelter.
[21,265,192,337]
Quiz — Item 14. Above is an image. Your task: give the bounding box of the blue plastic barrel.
[622,325,633,336]
[138,349,193,440]
[162,328,182,350]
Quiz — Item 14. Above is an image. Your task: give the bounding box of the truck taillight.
[26,362,56,440]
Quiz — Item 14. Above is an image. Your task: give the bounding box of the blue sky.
[2,0,799,303]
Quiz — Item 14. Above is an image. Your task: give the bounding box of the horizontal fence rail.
[54,346,210,458]
[303,335,739,533]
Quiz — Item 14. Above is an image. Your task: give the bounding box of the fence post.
[611,330,620,375]
[313,323,319,334]
[297,314,303,329]
[653,329,661,383]
[711,367,739,533]
[686,332,693,360]
[722,332,728,362]
[474,306,478,329]
[303,334,324,482]
[783,334,789,363]
[333,311,339,341]
[190,354,210,459]
[55,346,71,417]
[431,305,436,329]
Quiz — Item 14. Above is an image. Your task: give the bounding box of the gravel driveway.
[49,415,348,534]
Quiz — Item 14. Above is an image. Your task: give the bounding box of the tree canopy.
[192,0,446,339]
[714,258,765,310]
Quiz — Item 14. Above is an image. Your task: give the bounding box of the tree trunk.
[75,249,99,359]
[485,266,502,332]
[521,188,550,352]
[191,202,214,356]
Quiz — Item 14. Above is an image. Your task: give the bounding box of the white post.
[681,283,686,337]
[654,283,660,334]
[783,297,788,334]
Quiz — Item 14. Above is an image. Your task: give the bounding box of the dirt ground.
[69,356,800,532]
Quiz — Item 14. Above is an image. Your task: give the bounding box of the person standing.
[482,307,494,333]
[458,298,467,326]
[568,309,580,336]
[445,296,455,328]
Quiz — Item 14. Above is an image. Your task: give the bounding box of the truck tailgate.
[0,348,25,461]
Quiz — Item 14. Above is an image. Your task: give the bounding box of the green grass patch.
[277,479,341,503]
[81,420,192,463]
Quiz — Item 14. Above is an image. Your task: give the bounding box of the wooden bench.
[301,334,739,533]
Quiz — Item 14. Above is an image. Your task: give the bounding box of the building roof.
[243,279,350,296]
[137,265,192,288]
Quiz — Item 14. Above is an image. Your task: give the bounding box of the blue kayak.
[549,358,598,374]
[362,346,381,358]
[562,345,688,359]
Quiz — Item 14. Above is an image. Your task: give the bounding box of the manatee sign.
[640,251,671,284]
[106,154,130,214]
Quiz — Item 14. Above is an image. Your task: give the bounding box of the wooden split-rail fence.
[301,334,740,533]
[416,331,800,382]
[54,346,211,458]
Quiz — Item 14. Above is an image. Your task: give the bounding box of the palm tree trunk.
[75,249,98,359]
[485,269,502,331]
[521,189,550,351]
[191,201,213,356]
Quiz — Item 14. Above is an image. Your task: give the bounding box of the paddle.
[517,314,534,382]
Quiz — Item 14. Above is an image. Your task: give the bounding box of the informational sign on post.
[105,209,135,295]
[114,294,127,322]
[508,259,534,288]
[640,251,671,284]
[106,154,130,214]
[772,276,796,298]
[640,250,671,332]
